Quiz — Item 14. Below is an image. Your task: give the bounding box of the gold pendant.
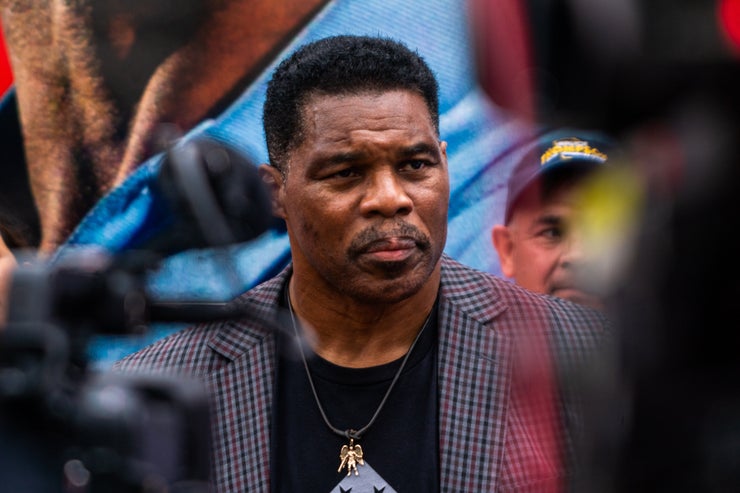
[338,438,364,476]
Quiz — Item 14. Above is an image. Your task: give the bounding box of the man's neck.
[288,269,441,368]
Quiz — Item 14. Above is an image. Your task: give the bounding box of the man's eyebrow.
[323,151,365,165]
[304,151,364,172]
[399,142,440,158]
[311,142,441,169]
[321,142,439,164]
[536,214,563,226]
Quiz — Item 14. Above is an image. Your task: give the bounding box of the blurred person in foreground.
[116,35,609,492]
[492,132,616,310]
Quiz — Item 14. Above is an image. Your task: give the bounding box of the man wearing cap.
[492,131,613,310]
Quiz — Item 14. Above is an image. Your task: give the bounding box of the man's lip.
[551,286,602,307]
[361,237,417,253]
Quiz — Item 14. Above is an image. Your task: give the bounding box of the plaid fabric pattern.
[436,257,607,492]
[116,284,283,491]
[115,254,608,492]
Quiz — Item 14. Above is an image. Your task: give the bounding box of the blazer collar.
[203,257,514,490]
[204,255,511,362]
[201,267,291,491]
[206,265,292,361]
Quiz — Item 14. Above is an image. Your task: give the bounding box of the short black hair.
[263,35,440,172]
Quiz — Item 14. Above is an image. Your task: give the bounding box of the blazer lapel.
[437,256,511,492]
[202,271,289,492]
[208,327,276,491]
[206,325,277,492]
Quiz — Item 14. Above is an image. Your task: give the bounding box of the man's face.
[492,180,603,309]
[263,90,449,304]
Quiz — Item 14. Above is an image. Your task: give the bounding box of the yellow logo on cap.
[540,138,608,166]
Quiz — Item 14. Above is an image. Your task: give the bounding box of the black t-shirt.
[271,290,440,492]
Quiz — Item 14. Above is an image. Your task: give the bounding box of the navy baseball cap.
[504,130,614,222]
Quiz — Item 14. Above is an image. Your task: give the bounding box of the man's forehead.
[295,91,435,145]
[299,89,434,125]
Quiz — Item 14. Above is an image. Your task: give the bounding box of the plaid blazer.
[115,254,608,492]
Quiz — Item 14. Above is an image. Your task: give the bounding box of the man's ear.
[439,140,448,156]
[492,224,515,278]
[259,164,286,219]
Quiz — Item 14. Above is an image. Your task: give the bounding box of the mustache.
[348,223,431,256]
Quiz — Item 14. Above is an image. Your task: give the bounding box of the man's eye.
[332,168,357,178]
[540,227,564,240]
[401,160,428,171]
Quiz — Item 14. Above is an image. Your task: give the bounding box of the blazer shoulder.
[114,266,292,376]
[439,254,513,323]
[440,255,609,346]
[113,322,219,376]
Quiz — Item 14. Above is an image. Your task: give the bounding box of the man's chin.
[552,288,604,311]
[347,262,438,303]
[349,275,428,304]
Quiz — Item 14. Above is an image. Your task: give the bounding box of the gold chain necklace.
[286,294,430,477]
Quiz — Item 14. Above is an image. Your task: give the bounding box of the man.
[116,36,609,492]
[492,132,614,310]
[0,0,532,365]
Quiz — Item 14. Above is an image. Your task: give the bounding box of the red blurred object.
[468,0,536,121]
[0,23,13,95]
[719,0,740,53]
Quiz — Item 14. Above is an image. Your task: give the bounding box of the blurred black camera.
[0,256,212,492]
[0,136,275,491]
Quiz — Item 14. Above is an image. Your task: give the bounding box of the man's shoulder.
[440,254,609,339]
[440,254,545,310]
[114,267,290,375]
[440,253,508,291]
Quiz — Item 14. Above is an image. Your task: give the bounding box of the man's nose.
[359,169,413,217]
[561,228,586,267]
